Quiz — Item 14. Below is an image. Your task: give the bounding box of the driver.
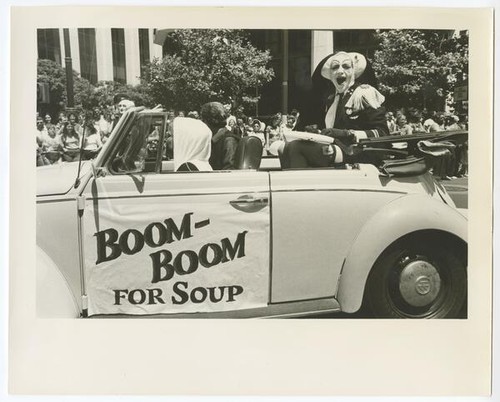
[281,51,388,168]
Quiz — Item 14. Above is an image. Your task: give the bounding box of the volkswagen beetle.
[36,107,467,319]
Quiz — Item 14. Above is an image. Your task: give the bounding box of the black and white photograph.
[35,27,469,319]
[6,4,494,398]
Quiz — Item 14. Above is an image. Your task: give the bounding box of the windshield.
[108,113,165,174]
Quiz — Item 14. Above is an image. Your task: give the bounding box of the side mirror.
[91,162,105,178]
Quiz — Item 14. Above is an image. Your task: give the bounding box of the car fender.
[337,194,467,313]
[36,246,80,318]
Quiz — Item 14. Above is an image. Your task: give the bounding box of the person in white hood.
[173,117,213,171]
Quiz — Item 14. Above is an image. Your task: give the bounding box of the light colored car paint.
[270,167,404,302]
[337,193,467,312]
[36,247,79,318]
[37,161,92,196]
[36,108,467,318]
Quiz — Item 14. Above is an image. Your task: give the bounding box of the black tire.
[365,237,467,318]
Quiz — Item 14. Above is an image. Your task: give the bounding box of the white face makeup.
[324,52,354,94]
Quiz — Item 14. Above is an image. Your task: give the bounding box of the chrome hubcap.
[399,260,441,307]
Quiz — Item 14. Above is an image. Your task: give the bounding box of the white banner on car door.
[83,194,270,316]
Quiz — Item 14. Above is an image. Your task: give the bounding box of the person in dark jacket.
[282,51,388,168]
[200,102,241,170]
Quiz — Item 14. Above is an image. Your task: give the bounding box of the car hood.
[37,162,92,196]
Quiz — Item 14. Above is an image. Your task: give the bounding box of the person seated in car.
[173,117,213,172]
[281,51,389,168]
[200,101,240,170]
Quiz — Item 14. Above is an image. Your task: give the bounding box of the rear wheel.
[365,237,467,318]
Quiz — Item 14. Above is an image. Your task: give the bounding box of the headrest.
[234,136,263,170]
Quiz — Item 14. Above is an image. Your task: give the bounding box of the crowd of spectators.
[36,95,301,171]
[383,108,468,179]
[36,99,468,180]
[161,104,301,168]
[385,108,467,136]
[36,97,135,166]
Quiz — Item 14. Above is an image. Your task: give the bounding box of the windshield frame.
[92,107,145,170]
[103,109,167,175]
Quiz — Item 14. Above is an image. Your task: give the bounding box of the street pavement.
[440,176,468,209]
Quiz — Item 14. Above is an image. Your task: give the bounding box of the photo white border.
[2,3,496,395]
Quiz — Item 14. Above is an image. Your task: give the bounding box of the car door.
[269,167,401,303]
[80,112,270,316]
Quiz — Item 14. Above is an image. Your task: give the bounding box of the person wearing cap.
[282,51,388,168]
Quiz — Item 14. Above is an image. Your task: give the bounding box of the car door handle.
[230,196,269,205]
[229,195,269,213]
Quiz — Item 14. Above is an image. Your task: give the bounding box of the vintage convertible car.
[36,107,467,319]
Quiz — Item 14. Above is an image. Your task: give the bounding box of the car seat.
[176,162,199,172]
[233,136,263,169]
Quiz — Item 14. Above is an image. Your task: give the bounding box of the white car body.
[36,108,467,318]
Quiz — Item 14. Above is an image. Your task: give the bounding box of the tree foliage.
[142,29,274,113]
[37,59,153,117]
[37,59,75,116]
[372,30,468,111]
[81,81,153,110]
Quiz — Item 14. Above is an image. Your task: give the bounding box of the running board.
[89,298,341,319]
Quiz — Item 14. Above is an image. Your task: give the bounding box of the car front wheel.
[365,237,467,318]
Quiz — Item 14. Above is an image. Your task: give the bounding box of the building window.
[288,30,312,105]
[248,30,312,115]
[333,30,377,59]
[138,29,150,78]
[37,29,62,65]
[78,28,98,84]
[111,28,127,84]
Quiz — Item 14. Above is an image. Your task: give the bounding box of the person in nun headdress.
[281,51,389,168]
[173,117,213,172]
